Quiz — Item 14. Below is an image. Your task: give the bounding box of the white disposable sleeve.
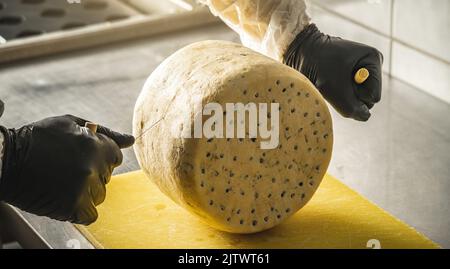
[199,0,311,61]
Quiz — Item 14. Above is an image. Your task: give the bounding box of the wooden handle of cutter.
[85,122,98,133]
[354,68,370,84]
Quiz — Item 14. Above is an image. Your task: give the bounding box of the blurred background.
[0,0,448,102]
[308,0,449,105]
[0,0,449,249]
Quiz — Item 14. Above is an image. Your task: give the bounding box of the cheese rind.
[133,40,333,233]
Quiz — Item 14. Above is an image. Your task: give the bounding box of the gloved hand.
[284,24,384,121]
[0,115,135,225]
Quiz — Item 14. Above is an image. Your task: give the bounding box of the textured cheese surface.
[133,40,333,233]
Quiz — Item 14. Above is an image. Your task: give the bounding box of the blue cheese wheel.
[133,40,333,234]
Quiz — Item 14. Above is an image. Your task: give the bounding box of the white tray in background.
[0,0,219,64]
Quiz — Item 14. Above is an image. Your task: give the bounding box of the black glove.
[0,115,135,225]
[0,99,4,118]
[284,24,384,121]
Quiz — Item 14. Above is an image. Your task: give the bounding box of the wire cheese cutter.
[85,67,370,140]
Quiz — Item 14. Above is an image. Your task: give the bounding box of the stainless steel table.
[0,24,449,249]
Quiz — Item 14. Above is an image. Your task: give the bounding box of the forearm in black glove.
[0,115,135,225]
[284,24,384,121]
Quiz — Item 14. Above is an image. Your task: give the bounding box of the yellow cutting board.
[77,170,439,249]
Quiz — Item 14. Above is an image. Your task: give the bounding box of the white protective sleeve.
[199,0,311,61]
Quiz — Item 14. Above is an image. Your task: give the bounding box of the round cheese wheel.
[133,40,333,234]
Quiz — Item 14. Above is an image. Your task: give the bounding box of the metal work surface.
[0,24,449,248]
